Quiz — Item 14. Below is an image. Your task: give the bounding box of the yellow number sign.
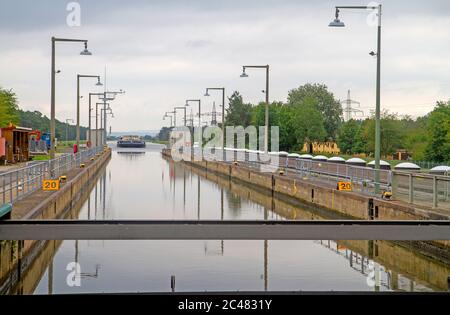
[337,181,352,191]
[43,179,60,191]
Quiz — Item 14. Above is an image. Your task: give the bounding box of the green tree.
[287,83,342,140]
[361,110,405,157]
[290,97,326,150]
[337,119,365,154]
[225,91,252,127]
[157,127,173,141]
[0,87,20,126]
[425,101,450,162]
[18,110,88,140]
[401,116,428,160]
[251,101,295,151]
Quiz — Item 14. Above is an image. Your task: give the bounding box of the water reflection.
[1,143,449,293]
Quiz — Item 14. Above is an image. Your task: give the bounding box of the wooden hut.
[0,124,32,164]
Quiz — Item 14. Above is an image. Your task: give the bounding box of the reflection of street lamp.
[77,75,103,147]
[65,119,74,144]
[239,65,270,153]
[329,4,382,193]
[185,100,201,128]
[50,37,92,159]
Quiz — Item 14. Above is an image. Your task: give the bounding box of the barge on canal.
[117,135,146,148]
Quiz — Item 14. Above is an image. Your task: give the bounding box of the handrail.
[0,146,104,206]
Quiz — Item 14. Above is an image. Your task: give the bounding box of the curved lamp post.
[185,100,201,128]
[99,90,125,145]
[163,113,173,127]
[329,4,382,193]
[174,106,187,127]
[239,65,269,153]
[77,75,102,147]
[50,37,92,158]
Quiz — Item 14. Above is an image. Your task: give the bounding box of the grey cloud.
[186,39,213,48]
[1,0,450,131]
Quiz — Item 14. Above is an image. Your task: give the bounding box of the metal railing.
[195,149,392,196]
[392,171,450,210]
[168,148,450,210]
[412,160,450,170]
[28,140,48,154]
[0,146,103,206]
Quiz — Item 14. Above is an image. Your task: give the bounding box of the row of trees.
[225,84,342,151]
[338,103,450,162]
[223,83,449,162]
[0,87,88,140]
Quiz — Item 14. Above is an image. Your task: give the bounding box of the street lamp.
[99,90,125,145]
[100,106,113,138]
[185,100,201,128]
[239,65,270,153]
[50,37,92,159]
[80,42,92,55]
[77,75,103,148]
[166,111,176,127]
[88,93,105,144]
[65,118,74,144]
[329,4,382,194]
[96,102,109,146]
[174,106,187,127]
[204,87,226,157]
[163,113,173,127]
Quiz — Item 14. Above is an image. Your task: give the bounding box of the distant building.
[0,123,32,164]
[302,142,340,155]
[395,149,412,161]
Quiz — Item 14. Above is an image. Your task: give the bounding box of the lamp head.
[96,78,103,86]
[240,70,248,78]
[329,8,345,27]
[204,89,210,97]
[329,18,345,27]
[80,42,92,55]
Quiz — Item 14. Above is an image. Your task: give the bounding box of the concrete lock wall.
[161,148,449,251]
[180,157,450,271]
[0,148,111,293]
[21,148,111,220]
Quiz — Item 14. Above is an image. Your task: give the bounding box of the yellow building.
[302,142,340,155]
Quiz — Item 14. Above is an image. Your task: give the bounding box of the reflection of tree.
[225,190,241,216]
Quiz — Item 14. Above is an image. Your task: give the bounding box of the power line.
[341,90,364,121]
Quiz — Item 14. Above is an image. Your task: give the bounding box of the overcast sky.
[1,0,450,131]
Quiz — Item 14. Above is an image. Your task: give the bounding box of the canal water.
[4,143,450,293]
